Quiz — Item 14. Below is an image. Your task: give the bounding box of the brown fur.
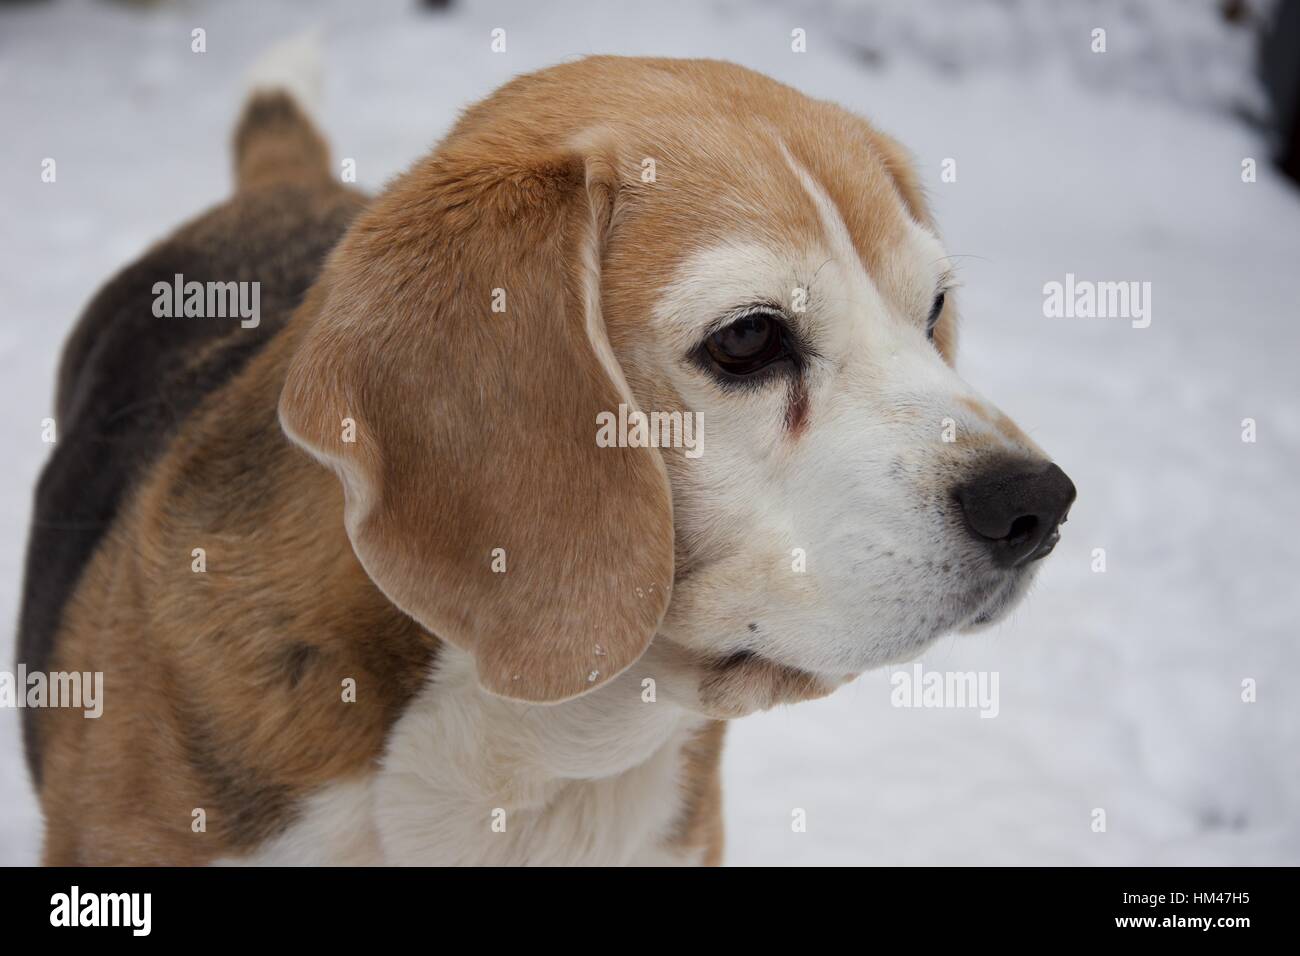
[668,720,728,865]
[235,92,333,191]
[42,336,435,862]
[35,96,428,863]
[278,126,675,704]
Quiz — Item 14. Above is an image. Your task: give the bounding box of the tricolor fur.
[18,56,1067,865]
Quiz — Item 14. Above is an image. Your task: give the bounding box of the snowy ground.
[2,0,1297,865]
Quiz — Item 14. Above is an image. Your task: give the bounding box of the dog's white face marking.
[648,149,1047,678]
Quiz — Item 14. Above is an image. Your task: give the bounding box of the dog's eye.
[926,292,946,341]
[702,311,790,376]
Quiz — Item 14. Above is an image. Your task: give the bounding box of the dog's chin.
[668,563,1040,719]
[956,566,1036,633]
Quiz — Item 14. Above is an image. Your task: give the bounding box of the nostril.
[1005,514,1038,546]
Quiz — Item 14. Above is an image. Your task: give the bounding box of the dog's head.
[280,57,1075,711]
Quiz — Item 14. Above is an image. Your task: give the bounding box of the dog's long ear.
[279,137,672,702]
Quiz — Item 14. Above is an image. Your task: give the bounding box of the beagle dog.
[17,56,1075,865]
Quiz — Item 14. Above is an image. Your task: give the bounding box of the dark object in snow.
[1259,0,1300,185]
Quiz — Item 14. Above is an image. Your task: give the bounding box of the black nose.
[955,459,1076,567]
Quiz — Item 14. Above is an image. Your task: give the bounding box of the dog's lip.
[696,646,852,711]
[1017,505,1070,565]
[1022,527,1061,564]
[714,649,760,671]
[958,570,1023,629]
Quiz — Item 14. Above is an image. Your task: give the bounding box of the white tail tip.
[244,30,324,119]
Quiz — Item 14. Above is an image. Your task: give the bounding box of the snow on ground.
[1,0,1297,865]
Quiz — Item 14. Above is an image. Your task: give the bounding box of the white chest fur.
[226,646,705,865]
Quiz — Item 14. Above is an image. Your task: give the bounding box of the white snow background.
[1,0,1297,865]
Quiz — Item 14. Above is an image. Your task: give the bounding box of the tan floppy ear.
[279,138,673,702]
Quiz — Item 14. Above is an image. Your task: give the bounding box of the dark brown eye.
[926,292,946,341]
[703,312,789,376]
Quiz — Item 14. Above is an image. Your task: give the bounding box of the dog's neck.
[228,641,712,865]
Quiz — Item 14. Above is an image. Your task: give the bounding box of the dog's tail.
[234,31,331,191]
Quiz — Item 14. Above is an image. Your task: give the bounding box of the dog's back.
[17,93,365,783]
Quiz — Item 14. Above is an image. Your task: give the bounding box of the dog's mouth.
[663,526,1054,714]
[692,648,848,719]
